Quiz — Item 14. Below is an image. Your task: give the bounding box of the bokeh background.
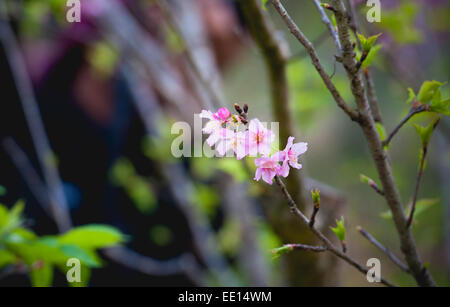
[0,0,449,286]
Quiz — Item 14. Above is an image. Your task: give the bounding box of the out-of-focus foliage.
[110,158,157,214]
[149,225,173,247]
[380,198,439,224]
[376,1,423,44]
[0,200,126,287]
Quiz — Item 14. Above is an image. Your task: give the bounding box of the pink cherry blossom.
[199,108,231,135]
[273,137,308,178]
[254,155,282,185]
[214,108,231,121]
[223,131,249,160]
[248,119,274,156]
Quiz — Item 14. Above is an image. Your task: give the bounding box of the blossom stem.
[274,175,396,287]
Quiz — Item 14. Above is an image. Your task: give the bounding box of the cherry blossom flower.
[199,108,231,134]
[273,137,308,178]
[248,119,274,156]
[223,131,249,160]
[254,155,282,185]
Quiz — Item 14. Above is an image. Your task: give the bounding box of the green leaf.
[360,44,382,69]
[0,185,6,196]
[0,249,16,267]
[430,97,450,116]
[375,122,387,141]
[414,119,439,147]
[406,88,416,104]
[330,216,346,242]
[357,33,382,52]
[59,245,102,268]
[311,189,320,206]
[149,225,173,247]
[378,1,422,44]
[30,261,53,287]
[58,224,127,249]
[271,245,294,260]
[417,80,444,103]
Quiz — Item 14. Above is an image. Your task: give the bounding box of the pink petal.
[292,142,308,156]
[278,160,290,177]
[285,136,294,151]
[289,161,303,169]
[254,167,263,181]
[199,110,214,120]
[262,169,275,185]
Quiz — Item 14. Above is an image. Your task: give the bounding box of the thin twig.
[288,243,327,253]
[271,0,359,122]
[407,119,440,227]
[274,175,396,287]
[0,11,72,232]
[312,0,342,55]
[382,104,429,147]
[357,226,410,273]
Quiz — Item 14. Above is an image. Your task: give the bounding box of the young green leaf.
[375,122,387,141]
[417,80,445,103]
[357,33,382,52]
[271,244,294,260]
[330,216,346,242]
[414,118,439,147]
[30,260,53,287]
[0,249,16,267]
[261,0,269,10]
[311,189,320,207]
[406,88,416,104]
[58,224,127,249]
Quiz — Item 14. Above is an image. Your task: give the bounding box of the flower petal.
[292,142,308,156]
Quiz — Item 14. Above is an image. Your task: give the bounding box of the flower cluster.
[200,105,308,184]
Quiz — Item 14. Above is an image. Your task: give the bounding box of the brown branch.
[288,243,327,253]
[270,0,360,122]
[407,119,439,227]
[344,0,383,123]
[272,0,435,286]
[328,0,434,286]
[357,226,410,273]
[382,104,429,148]
[274,176,396,287]
[312,0,341,54]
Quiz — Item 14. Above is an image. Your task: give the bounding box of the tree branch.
[357,226,410,273]
[328,0,434,286]
[312,0,342,55]
[274,176,396,287]
[272,0,435,286]
[407,118,440,227]
[270,0,360,122]
[382,104,429,147]
[288,243,327,253]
